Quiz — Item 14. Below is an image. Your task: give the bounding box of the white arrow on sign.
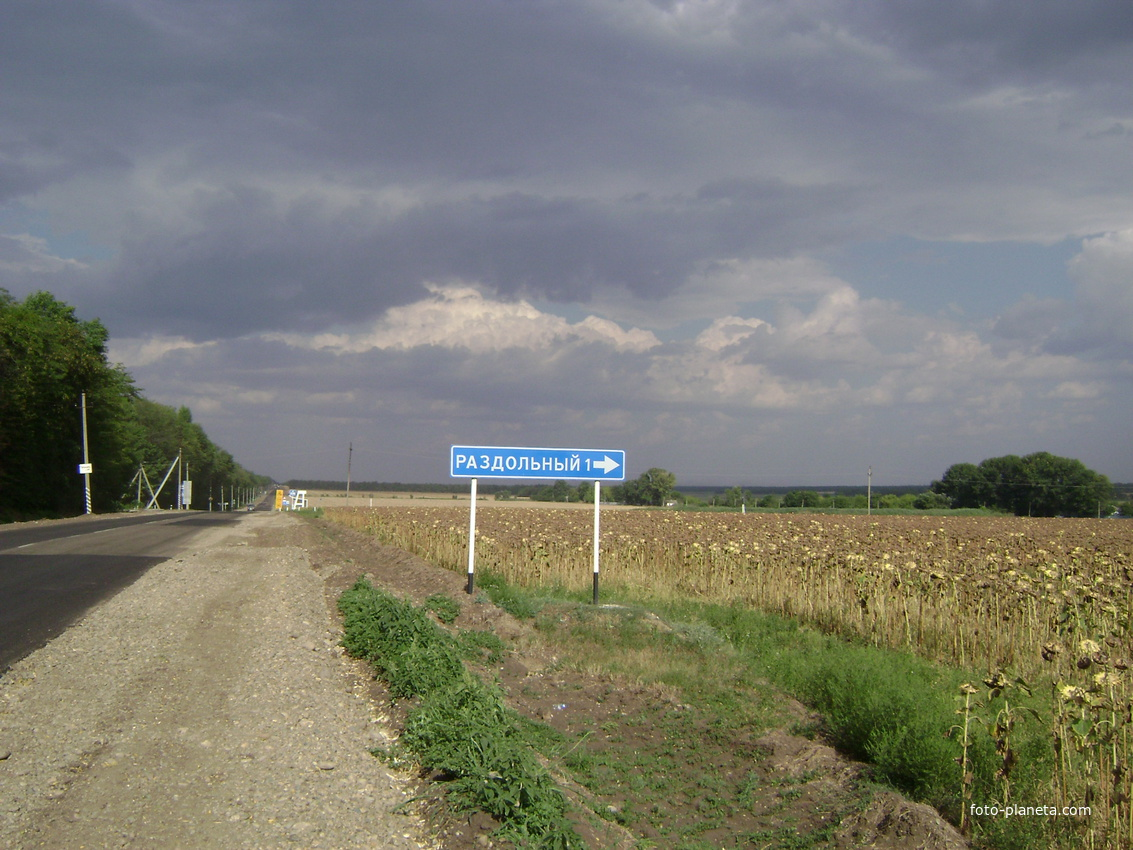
[593,455,621,475]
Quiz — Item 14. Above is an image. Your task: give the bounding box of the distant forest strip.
[288,472,1131,516]
[290,480,476,494]
[290,480,933,496]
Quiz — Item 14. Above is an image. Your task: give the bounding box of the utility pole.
[80,391,92,514]
[867,466,872,516]
[346,442,353,499]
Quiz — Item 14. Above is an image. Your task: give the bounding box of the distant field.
[303,490,616,509]
[303,490,463,509]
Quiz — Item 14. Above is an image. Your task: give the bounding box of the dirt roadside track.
[0,511,433,850]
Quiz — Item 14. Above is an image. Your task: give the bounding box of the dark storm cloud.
[80,176,863,340]
[2,2,195,188]
[94,190,667,338]
[4,0,1133,483]
[99,187,429,339]
[12,0,893,336]
[1,0,704,182]
[131,324,662,430]
[5,0,1128,334]
[850,0,1133,81]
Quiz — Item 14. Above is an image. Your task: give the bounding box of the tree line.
[487,468,679,506]
[0,290,267,521]
[340,455,1119,517]
[698,487,954,511]
[546,457,1116,517]
[682,454,1118,517]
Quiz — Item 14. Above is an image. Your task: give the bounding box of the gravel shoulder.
[0,511,431,850]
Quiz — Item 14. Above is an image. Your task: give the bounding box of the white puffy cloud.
[269,283,660,355]
[694,315,772,351]
[1066,229,1133,351]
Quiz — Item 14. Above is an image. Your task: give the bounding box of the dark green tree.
[932,452,1112,517]
[0,290,140,517]
[1020,452,1112,517]
[782,489,823,508]
[930,462,984,508]
[129,399,250,509]
[618,468,677,506]
[877,493,916,509]
[912,491,952,510]
[981,455,1032,515]
[722,486,750,508]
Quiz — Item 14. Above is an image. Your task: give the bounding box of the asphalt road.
[0,511,246,671]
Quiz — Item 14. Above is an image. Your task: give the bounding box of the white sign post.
[79,391,92,514]
[592,481,601,604]
[451,445,626,597]
[466,477,478,594]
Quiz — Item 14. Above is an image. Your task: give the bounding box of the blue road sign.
[451,445,626,481]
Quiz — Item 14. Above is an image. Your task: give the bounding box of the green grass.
[424,592,461,624]
[476,568,545,619]
[522,599,855,846]
[481,578,1083,850]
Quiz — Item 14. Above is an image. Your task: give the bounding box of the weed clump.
[405,680,575,847]
[339,578,463,698]
[783,644,958,807]
[424,592,461,624]
[338,578,582,849]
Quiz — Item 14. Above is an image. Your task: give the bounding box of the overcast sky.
[3,0,1132,487]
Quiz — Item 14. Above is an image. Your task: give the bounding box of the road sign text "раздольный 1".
[450,445,625,481]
